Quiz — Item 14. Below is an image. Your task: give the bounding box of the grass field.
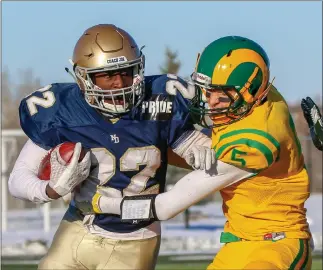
[1,258,322,270]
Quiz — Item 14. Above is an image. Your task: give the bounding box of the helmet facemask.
[71,53,145,118]
[67,24,146,118]
[190,72,252,128]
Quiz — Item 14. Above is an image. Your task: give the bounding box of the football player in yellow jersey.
[186,36,312,269]
[77,36,312,269]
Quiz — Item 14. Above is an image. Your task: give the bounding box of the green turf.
[1,258,322,270]
[312,259,323,270]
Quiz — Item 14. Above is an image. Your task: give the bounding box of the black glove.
[301,97,323,151]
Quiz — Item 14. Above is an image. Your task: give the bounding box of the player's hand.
[301,97,323,150]
[184,145,216,170]
[74,181,121,214]
[301,97,322,128]
[165,74,195,100]
[48,143,91,196]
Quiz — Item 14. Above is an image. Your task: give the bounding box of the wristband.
[120,195,158,224]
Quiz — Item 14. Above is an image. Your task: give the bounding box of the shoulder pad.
[19,83,93,147]
[20,83,80,119]
[145,74,190,96]
[22,83,77,115]
[214,128,280,171]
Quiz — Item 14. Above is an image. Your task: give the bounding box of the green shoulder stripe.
[215,138,275,167]
[219,129,280,159]
[288,114,302,156]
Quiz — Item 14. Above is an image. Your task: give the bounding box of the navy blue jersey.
[19,74,195,233]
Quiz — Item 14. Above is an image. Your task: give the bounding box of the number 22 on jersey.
[90,146,161,197]
[26,85,162,196]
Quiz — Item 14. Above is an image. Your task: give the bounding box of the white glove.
[48,142,91,197]
[165,74,195,99]
[184,145,216,170]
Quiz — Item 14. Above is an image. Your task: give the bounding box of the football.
[38,142,86,181]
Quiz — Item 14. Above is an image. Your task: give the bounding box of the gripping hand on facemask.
[48,143,91,197]
[301,97,323,151]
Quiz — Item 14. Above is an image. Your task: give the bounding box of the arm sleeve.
[8,139,53,203]
[98,160,255,218]
[154,160,255,220]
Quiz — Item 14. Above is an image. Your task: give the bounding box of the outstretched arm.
[81,159,254,222]
[121,160,254,221]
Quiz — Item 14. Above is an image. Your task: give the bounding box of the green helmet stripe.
[227,62,263,95]
[196,36,270,78]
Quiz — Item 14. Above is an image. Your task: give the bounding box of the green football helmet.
[190,36,272,128]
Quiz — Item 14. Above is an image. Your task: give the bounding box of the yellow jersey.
[212,86,310,240]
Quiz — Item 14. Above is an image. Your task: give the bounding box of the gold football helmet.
[69,24,145,117]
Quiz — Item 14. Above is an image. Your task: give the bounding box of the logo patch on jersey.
[110,134,120,143]
[141,94,174,120]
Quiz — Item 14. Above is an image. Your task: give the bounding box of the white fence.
[1,198,322,258]
[1,130,51,234]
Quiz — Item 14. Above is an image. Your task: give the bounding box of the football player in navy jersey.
[9,24,215,270]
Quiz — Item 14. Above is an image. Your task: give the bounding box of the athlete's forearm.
[78,158,254,221]
[114,160,255,222]
[8,139,53,203]
[153,161,254,220]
